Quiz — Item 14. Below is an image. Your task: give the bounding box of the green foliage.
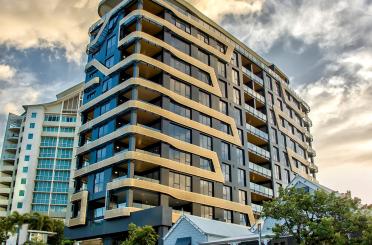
[0,216,16,243]
[262,187,372,245]
[121,223,158,245]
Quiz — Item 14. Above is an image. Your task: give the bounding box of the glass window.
[55,160,71,170]
[236,148,245,166]
[106,35,116,52]
[96,147,108,162]
[170,35,190,54]
[232,69,239,85]
[28,133,33,140]
[233,88,241,105]
[44,114,60,122]
[275,165,282,180]
[24,155,30,161]
[40,137,57,147]
[199,91,210,107]
[239,213,248,226]
[29,123,35,128]
[198,69,210,84]
[19,190,25,196]
[222,163,231,182]
[200,134,212,150]
[216,42,225,53]
[102,78,113,93]
[221,142,230,161]
[200,157,213,171]
[199,113,211,126]
[98,123,110,138]
[54,171,70,181]
[31,112,37,118]
[53,182,69,192]
[17,202,23,209]
[197,49,209,64]
[33,193,49,204]
[219,122,230,134]
[60,127,75,133]
[170,101,191,119]
[284,169,291,184]
[21,178,26,184]
[39,148,56,158]
[43,126,58,132]
[197,31,209,44]
[238,129,244,144]
[37,159,54,169]
[108,15,118,29]
[100,100,111,115]
[200,180,213,196]
[61,116,76,123]
[26,144,32,150]
[170,56,190,75]
[219,80,227,98]
[58,137,74,147]
[34,181,51,192]
[238,190,247,205]
[105,56,115,68]
[94,207,105,221]
[169,123,191,143]
[169,147,191,165]
[272,146,279,162]
[231,52,238,66]
[57,148,73,159]
[267,92,273,106]
[201,205,213,219]
[169,172,191,191]
[271,127,278,144]
[219,101,227,114]
[36,170,53,181]
[94,172,105,193]
[217,61,226,77]
[224,210,233,223]
[173,16,190,34]
[170,78,191,98]
[51,193,68,205]
[238,169,246,186]
[223,186,232,200]
[234,107,242,125]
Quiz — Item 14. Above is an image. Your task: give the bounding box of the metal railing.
[241,67,264,86]
[247,143,270,160]
[249,162,272,178]
[245,124,268,141]
[244,104,267,122]
[243,85,265,104]
[250,182,273,197]
[251,203,263,213]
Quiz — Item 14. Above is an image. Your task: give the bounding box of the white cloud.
[0,64,16,80]
[0,0,98,63]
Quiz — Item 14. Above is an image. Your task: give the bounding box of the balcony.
[248,143,270,160]
[4,144,17,152]
[8,124,20,131]
[1,165,14,173]
[2,154,15,161]
[303,116,312,127]
[251,203,263,213]
[246,124,268,141]
[242,67,264,86]
[0,188,10,195]
[0,176,12,183]
[244,104,267,122]
[0,199,8,206]
[307,147,316,157]
[250,182,273,198]
[243,85,265,104]
[7,134,19,141]
[249,162,272,179]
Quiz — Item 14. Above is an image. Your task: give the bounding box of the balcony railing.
[303,116,312,127]
[2,154,16,161]
[4,144,17,150]
[241,67,264,86]
[248,143,270,160]
[250,183,273,197]
[243,85,265,104]
[244,104,267,122]
[245,124,268,141]
[249,162,272,178]
[132,203,156,210]
[251,203,263,213]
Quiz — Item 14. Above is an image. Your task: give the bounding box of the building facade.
[65,0,317,243]
[0,83,83,244]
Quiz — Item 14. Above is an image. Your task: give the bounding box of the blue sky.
[0,0,371,203]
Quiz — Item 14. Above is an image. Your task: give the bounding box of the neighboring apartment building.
[0,83,83,244]
[65,0,317,243]
[0,113,22,217]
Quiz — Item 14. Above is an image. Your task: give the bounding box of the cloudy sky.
[0,0,371,203]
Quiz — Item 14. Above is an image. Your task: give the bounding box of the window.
[200,180,213,196]
[169,172,191,191]
[170,56,190,75]
[54,171,70,181]
[87,90,96,100]
[200,134,212,150]
[29,123,35,128]
[60,127,75,133]
[221,142,230,161]
[219,101,227,114]
[170,78,191,98]
[216,42,225,53]
[238,169,246,186]
[197,32,208,44]
[17,202,23,209]
[198,49,209,64]
[94,207,105,221]
[173,16,190,34]
[31,112,37,118]
[96,147,108,162]
[232,69,239,85]
[58,137,74,147]
[56,160,71,170]
[236,148,245,166]
[170,35,190,54]
[169,147,191,165]
[275,165,282,180]
[200,157,213,171]
[26,144,32,150]
[219,122,230,134]
[238,129,244,144]
[199,91,210,107]
[224,210,232,223]
[233,88,241,105]
[272,146,279,162]
[44,114,60,122]
[234,107,242,125]
[267,93,273,106]
[19,190,25,196]
[51,193,68,205]
[238,190,247,205]
[33,193,49,204]
[53,182,69,192]
[102,78,113,93]
[219,80,227,98]
[39,148,56,158]
[231,52,238,66]
[271,127,278,144]
[21,178,26,184]
[108,15,118,29]
[94,172,105,193]
[223,186,232,200]
[36,170,53,181]
[57,148,73,159]
[284,169,291,184]
[28,133,33,139]
[169,124,191,143]
[201,205,213,219]
[43,126,58,132]
[170,101,191,119]
[34,182,51,192]
[100,100,111,115]
[98,124,110,138]
[61,116,76,123]
[23,167,28,173]
[198,69,210,84]
[217,61,226,77]
[38,159,54,169]
[106,35,116,52]
[222,164,231,182]
[199,113,211,126]
[24,155,30,161]
[105,56,115,68]
[239,213,248,226]
[40,137,57,147]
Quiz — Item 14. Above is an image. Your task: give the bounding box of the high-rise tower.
[65,0,317,243]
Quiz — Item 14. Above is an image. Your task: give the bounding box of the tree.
[121,223,158,245]
[262,187,372,245]
[0,216,16,243]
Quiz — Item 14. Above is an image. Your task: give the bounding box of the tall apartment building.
[0,83,83,243]
[65,0,317,243]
